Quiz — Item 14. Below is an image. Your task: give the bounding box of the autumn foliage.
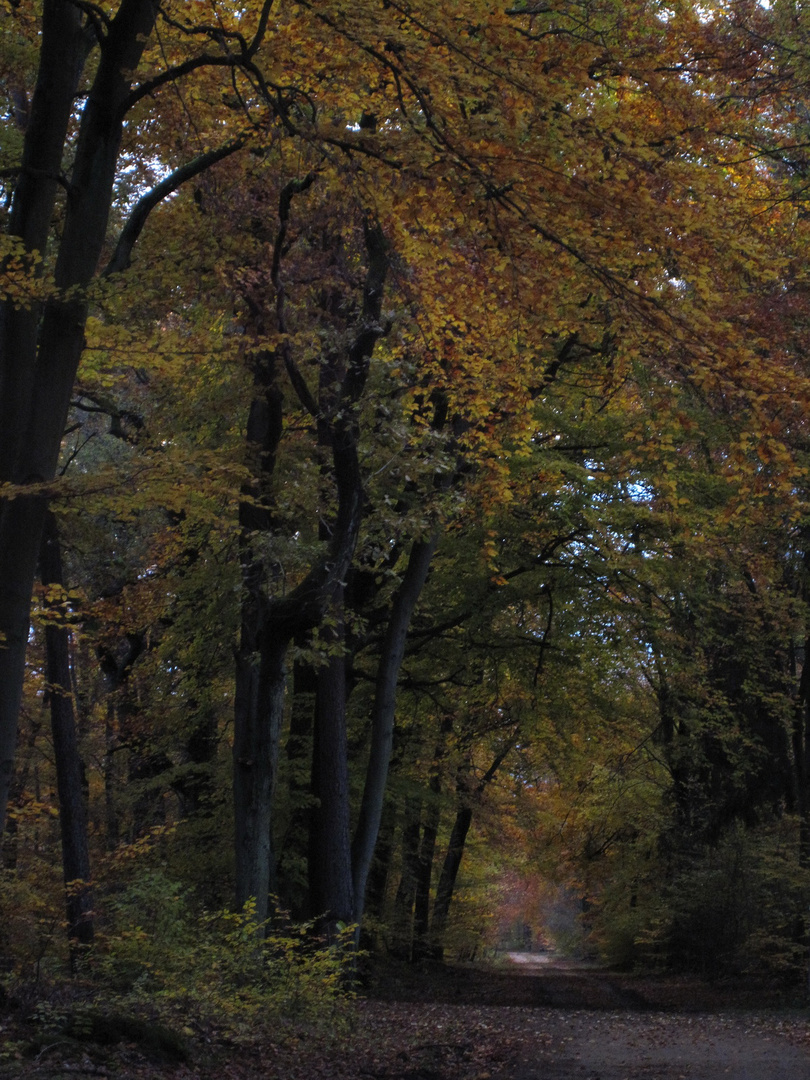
[2,1,810,1035]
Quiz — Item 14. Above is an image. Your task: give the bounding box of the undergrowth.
[0,869,358,1057]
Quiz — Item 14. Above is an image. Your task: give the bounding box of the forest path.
[5,957,810,1080]
[500,953,810,1078]
[362,953,810,1080]
[502,1006,810,1079]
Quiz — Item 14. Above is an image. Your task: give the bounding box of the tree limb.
[103,139,246,275]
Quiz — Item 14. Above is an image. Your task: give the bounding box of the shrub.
[96,870,356,1036]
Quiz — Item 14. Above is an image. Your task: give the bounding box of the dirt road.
[502,952,810,1080]
[366,953,810,1080]
[505,1007,810,1079]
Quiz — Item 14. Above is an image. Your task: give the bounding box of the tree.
[0,0,281,842]
[39,511,94,959]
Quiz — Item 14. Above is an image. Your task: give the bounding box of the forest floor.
[3,952,810,1080]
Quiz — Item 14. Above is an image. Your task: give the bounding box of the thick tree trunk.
[40,512,94,958]
[233,634,287,924]
[0,0,86,467]
[352,535,438,924]
[0,498,49,848]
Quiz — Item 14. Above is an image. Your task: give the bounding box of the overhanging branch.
[103,138,245,276]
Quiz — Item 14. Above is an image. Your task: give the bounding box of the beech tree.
[0,0,286,843]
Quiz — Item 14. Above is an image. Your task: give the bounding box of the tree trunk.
[430,804,473,959]
[412,786,441,961]
[0,498,49,848]
[0,0,86,471]
[0,0,159,842]
[232,212,388,926]
[173,703,219,820]
[391,796,423,960]
[39,511,94,958]
[233,631,287,924]
[233,357,286,923]
[308,592,354,930]
[232,388,367,925]
[104,698,121,851]
[352,535,439,924]
[363,797,396,921]
[276,649,316,918]
[98,631,145,849]
[793,545,810,869]
[430,743,513,957]
[412,728,450,960]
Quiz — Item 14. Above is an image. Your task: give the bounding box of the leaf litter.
[4,963,810,1080]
